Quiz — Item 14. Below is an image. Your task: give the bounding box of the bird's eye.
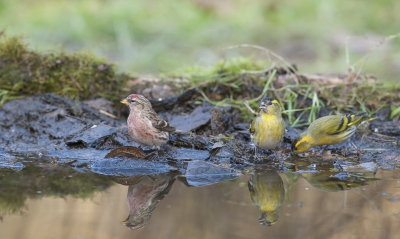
[128,99,136,103]
[268,102,272,105]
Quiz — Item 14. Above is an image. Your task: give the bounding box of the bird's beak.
[121,99,129,105]
[259,103,267,110]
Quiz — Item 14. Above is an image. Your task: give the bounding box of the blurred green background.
[1,0,399,82]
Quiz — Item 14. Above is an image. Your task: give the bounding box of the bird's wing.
[325,116,349,135]
[328,125,357,144]
[347,113,376,126]
[148,111,176,132]
[325,113,374,135]
[320,115,354,135]
[249,118,256,134]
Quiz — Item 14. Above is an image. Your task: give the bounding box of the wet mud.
[0,90,399,187]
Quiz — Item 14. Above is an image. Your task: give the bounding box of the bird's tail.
[347,113,376,127]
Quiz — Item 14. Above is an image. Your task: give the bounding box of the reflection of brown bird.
[248,170,285,226]
[119,173,177,230]
[121,94,175,149]
[291,113,376,153]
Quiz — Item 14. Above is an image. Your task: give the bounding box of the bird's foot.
[253,147,261,160]
[318,145,330,156]
[273,150,281,161]
[350,141,362,156]
[144,151,158,160]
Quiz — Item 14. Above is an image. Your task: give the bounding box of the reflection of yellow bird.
[249,97,285,157]
[300,172,365,192]
[248,170,285,226]
[291,113,376,153]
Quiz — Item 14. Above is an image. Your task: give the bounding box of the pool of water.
[0,164,399,239]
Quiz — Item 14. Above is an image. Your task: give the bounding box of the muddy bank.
[0,90,399,175]
[0,91,238,163]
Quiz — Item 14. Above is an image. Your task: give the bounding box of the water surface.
[0,164,399,239]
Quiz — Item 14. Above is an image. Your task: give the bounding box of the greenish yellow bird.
[249,97,285,157]
[291,113,376,153]
[248,170,285,226]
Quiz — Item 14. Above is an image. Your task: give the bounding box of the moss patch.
[0,33,129,105]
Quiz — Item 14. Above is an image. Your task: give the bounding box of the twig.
[99,109,118,119]
[70,76,83,91]
[198,90,230,107]
[243,100,258,116]
[346,33,400,77]
[365,135,398,143]
[371,132,399,139]
[198,90,214,104]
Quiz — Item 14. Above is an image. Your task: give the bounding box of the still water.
[0,163,399,239]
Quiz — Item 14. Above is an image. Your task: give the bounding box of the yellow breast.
[251,113,285,150]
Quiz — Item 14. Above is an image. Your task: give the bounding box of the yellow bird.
[249,97,285,157]
[291,113,376,153]
[248,170,285,226]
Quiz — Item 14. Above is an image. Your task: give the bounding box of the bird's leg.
[153,146,161,159]
[254,147,266,161]
[320,145,329,155]
[144,150,158,159]
[144,146,161,159]
[273,149,280,161]
[254,146,259,159]
[349,141,361,156]
[342,141,358,157]
[153,150,160,159]
[277,150,288,170]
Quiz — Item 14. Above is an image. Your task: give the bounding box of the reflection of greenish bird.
[300,172,366,192]
[293,159,377,192]
[248,170,285,226]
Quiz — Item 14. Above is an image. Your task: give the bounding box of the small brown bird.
[121,94,175,149]
[291,113,376,153]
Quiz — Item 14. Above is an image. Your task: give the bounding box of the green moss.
[0,33,129,105]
